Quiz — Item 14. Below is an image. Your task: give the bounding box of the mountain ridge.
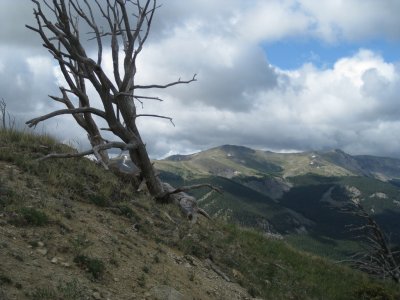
[155,144,400,259]
[161,145,400,181]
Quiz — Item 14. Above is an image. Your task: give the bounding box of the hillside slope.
[0,130,399,299]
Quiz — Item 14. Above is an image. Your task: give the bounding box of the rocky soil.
[0,162,252,300]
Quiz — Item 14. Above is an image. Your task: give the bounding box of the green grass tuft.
[73,254,105,280]
[12,207,49,226]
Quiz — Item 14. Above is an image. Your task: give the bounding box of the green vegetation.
[70,233,93,255]
[1,128,399,299]
[29,280,85,300]
[171,222,400,300]
[30,287,57,300]
[354,282,397,300]
[0,128,137,206]
[0,274,12,285]
[73,254,105,280]
[17,207,49,226]
[55,279,85,300]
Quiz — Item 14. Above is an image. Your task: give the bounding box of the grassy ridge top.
[156,145,355,179]
[0,129,399,299]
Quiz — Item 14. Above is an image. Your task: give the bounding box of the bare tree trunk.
[87,126,109,164]
[0,98,6,129]
[24,0,218,221]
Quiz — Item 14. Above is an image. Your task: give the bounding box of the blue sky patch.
[262,38,400,70]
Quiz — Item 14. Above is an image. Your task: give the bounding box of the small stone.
[51,257,58,264]
[93,291,102,299]
[37,241,45,247]
[36,248,48,256]
[61,262,71,267]
[150,285,184,300]
[232,268,243,279]
[113,277,119,282]
[32,260,40,267]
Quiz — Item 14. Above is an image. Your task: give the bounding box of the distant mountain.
[318,149,400,180]
[161,145,400,181]
[155,145,400,258]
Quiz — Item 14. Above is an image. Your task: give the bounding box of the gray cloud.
[0,1,400,160]
[0,47,58,115]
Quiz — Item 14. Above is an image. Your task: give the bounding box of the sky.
[1,0,400,159]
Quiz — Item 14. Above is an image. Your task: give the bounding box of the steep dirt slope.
[0,130,399,300]
[0,162,249,300]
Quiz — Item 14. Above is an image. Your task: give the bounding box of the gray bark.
[25,0,214,221]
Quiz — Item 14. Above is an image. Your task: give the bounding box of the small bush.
[115,204,138,220]
[142,265,150,273]
[89,195,109,207]
[57,279,85,300]
[0,183,14,207]
[247,286,260,298]
[137,274,146,288]
[354,283,395,300]
[14,208,49,226]
[74,255,105,280]
[178,236,207,259]
[188,270,195,282]
[153,255,160,264]
[0,274,12,285]
[30,287,57,300]
[70,233,92,255]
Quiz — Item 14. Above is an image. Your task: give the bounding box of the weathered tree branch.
[133,74,197,90]
[135,114,175,126]
[26,107,107,128]
[38,141,138,169]
[168,184,223,196]
[341,188,400,283]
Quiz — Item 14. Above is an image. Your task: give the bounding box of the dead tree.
[0,98,15,129]
[25,0,217,219]
[0,98,6,128]
[341,190,400,283]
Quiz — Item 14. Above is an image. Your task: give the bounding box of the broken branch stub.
[161,182,219,222]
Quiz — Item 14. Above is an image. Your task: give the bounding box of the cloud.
[300,0,400,42]
[0,47,58,115]
[0,1,400,160]
[0,2,40,48]
[237,0,311,43]
[136,26,279,111]
[136,49,400,158]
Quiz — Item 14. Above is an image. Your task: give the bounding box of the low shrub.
[74,255,105,280]
[12,208,49,226]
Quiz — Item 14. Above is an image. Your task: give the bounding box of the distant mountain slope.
[159,144,400,182]
[318,149,400,180]
[158,145,358,179]
[155,145,400,258]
